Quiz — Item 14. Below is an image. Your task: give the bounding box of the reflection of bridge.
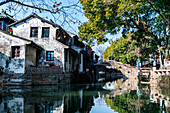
[150,85,170,112]
[106,60,138,81]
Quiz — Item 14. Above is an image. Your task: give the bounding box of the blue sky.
[0,0,122,54]
[0,0,86,33]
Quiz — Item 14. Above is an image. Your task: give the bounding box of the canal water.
[0,80,169,113]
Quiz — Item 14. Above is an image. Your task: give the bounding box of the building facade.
[0,12,94,75]
[0,30,42,75]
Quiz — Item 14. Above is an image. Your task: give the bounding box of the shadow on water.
[0,78,170,113]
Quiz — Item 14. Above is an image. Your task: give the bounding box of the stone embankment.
[0,66,94,86]
[139,67,170,85]
[0,67,71,86]
[0,61,134,86]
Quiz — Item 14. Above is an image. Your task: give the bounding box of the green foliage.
[132,30,158,61]
[78,0,120,46]
[103,33,138,65]
[103,31,158,64]
[104,90,161,113]
[103,40,118,60]
[78,22,107,46]
[79,0,170,49]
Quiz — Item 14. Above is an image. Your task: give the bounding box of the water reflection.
[104,78,170,113]
[0,84,111,113]
[0,79,170,113]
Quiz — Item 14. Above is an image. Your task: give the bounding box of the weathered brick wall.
[1,67,72,86]
[25,66,63,74]
[24,66,70,85]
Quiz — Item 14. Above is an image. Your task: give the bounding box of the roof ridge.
[8,13,60,28]
[0,29,32,42]
[0,10,17,22]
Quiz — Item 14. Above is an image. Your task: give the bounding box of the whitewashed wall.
[0,31,30,74]
[11,17,69,67]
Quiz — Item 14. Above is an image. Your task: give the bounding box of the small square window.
[46,51,54,61]
[30,27,38,37]
[42,27,49,38]
[12,46,20,58]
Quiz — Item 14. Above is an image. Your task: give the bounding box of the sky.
[0,0,87,34]
[0,0,122,54]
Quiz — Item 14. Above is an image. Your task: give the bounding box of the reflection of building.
[0,97,24,113]
[0,85,104,113]
[52,103,64,113]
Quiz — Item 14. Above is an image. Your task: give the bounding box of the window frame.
[42,27,50,38]
[46,51,54,61]
[11,46,20,58]
[30,27,38,37]
[0,21,2,30]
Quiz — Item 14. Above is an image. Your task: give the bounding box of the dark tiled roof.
[66,31,85,48]
[0,11,17,22]
[8,13,60,28]
[0,29,43,50]
[0,29,31,42]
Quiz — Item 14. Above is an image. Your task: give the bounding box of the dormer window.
[30,27,38,37]
[42,27,49,38]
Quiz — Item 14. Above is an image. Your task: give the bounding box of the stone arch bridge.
[106,60,138,82]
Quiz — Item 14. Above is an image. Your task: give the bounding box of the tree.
[79,0,170,54]
[0,0,83,32]
[103,40,118,60]
[94,45,105,57]
[104,90,161,113]
[103,33,139,65]
[103,32,158,65]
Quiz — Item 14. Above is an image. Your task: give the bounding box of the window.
[0,21,2,30]
[42,27,49,38]
[0,21,6,31]
[3,21,6,31]
[12,46,20,58]
[46,51,54,61]
[56,29,60,38]
[30,27,38,37]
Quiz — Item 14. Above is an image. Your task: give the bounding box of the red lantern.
[9,28,13,34]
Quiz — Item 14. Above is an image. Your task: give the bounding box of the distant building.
[93,53,99,63]
[0,10,17,31]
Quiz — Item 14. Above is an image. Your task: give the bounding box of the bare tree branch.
[146,0,170,29]
[0,0,84,34]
